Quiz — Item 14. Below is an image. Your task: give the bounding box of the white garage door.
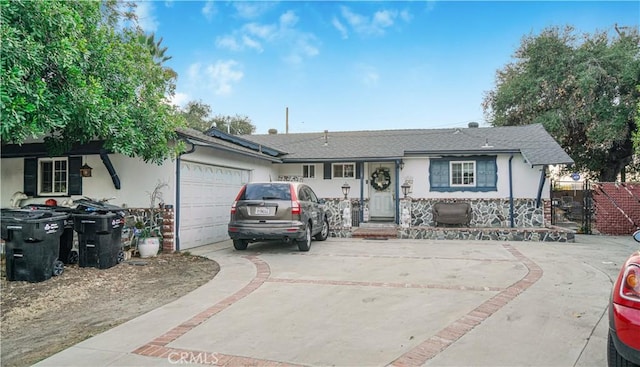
[179,160,250,250]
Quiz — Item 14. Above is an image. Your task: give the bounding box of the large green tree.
[483,26,640,181]
[1,0,184,164]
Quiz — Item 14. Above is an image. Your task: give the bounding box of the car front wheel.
[314,217,329,241]
[297,225,312,252]
[233,239,248,251]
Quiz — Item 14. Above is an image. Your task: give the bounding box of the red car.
[608,230,640,367]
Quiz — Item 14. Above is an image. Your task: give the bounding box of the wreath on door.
[371,168,391,191]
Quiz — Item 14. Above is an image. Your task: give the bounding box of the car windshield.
[243,183,291,200]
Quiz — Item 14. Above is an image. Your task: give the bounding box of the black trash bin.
[1,209,68,282]
[22,204,78,264]
[73,199,124,269]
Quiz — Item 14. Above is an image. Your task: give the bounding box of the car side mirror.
[318,198,326,205]
[633,230,640,243]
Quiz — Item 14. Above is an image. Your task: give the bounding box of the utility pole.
[286,107,289,134]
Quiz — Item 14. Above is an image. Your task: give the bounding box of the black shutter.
[323,163,332,179]
[23,158,37,196]
[356,162,362,179]
[68,157,83,195]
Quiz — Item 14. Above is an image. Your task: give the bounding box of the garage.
[179,159,250,250]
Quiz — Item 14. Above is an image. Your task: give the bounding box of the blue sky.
[133,1,639,134]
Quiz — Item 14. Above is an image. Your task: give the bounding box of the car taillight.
[292,201,301,215]
[230,201,237,215]
[621,264,640,302]
[230,186,246,215]
[290,185,301,215]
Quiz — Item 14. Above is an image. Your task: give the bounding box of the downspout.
[359,162,365,223]
[175,140,197,252]
[536,165,547,208]
[395,159,401,225]
[508,155,514,228]
[99,149,121,189]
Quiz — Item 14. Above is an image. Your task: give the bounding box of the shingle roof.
[237,124,574,166]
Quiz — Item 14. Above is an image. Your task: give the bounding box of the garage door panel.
[179,161,249,250]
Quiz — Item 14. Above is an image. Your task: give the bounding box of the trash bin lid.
[1,208,69,221]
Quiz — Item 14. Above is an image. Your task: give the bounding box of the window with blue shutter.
[430,156,497,192]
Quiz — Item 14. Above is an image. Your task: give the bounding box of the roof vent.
[468,122,479,128]
[268,128,278,135]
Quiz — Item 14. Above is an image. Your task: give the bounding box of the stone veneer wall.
[323,197,574,241]
[322,198,547,229]
[408,198,545,228]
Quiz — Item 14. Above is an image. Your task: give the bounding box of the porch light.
[80,163,93,178]
[341,183,350,199]
[401,181,411,198]
[399,160,405,170]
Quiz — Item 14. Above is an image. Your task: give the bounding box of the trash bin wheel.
[52,260,64,276]
[68,250,79,264]
[117,250,125,264]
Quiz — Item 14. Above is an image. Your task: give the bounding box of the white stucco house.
[0,123,574,250]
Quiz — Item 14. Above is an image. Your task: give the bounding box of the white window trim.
[332,163,355,178]
[38,157,69,196]
[302,164,316,178]
[450,160,475,187]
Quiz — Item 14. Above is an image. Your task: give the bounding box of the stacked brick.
[592,182,640,235]
[161,206,175,253]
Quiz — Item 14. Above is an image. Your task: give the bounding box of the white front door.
[369,164,395,220]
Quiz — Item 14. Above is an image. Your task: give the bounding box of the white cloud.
[241,35,263,52]
[279,10,299,29]
[206,60,244,95]
[356,63,380,87]
[338,6,411,37]
[185,61,243,96]
[215,10,320,65]
[169,92,189,108]
[216,35,241,51]
[332,16,349,39]
[134,2,158,33]
[233,2,274,19]
[202,1,216,21]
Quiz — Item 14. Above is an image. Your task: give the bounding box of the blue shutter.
[323,163,331,179]
[476,158,497,189]
[430,160,449,189]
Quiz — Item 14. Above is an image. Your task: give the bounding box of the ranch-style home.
[0,123,574,251]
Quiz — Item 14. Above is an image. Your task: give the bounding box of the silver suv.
[228,182,329,251]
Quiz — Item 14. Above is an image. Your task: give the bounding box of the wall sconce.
[80,163,93,177]
[401,181,411,198]
[399,160,405,170]
[341,183,350,199]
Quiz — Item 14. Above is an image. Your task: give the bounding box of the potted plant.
[137,181,168,258]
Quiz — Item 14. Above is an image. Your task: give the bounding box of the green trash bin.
[1,209,67,282]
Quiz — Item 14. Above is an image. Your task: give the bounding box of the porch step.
[352,226,398,239]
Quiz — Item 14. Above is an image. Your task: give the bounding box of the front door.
[369,164,395,220]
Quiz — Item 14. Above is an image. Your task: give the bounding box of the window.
[38,158,68,195]
[450,161,475,186]
[302,164,315,178]
[332,163,355,178]
[430,157,497,192]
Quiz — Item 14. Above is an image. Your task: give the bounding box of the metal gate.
[551,180,593,234]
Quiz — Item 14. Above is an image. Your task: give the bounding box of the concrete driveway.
[36,235,639,366]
